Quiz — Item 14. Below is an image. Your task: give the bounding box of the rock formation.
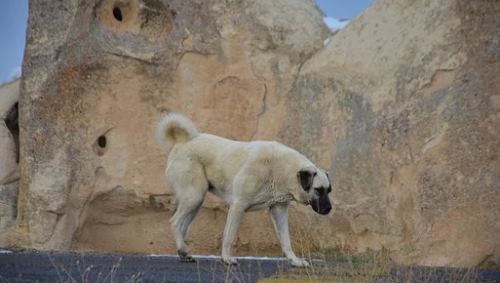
[283,0,500,267]
[14,0,329,255]
[1,0,498,268]
[0,79,19,241]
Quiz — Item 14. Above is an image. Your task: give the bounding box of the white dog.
[156,113,332,267]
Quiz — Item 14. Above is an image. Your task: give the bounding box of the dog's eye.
[314,188,325,195]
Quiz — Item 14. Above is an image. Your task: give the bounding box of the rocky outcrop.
[0,79,20,242]
[16,0,329,255]
[283,0,500,267]
[6,0,499,268]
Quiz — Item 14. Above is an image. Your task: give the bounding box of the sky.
[0,0,373,84]
[0,1,28,84]
[316,0,373,20]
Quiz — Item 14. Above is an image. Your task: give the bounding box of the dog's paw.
[178,250,196,263]
[222,257,238,266]
[179,255,196,263]
[290,258,310,268]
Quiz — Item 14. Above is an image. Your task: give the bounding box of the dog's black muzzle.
[311,195,332,215]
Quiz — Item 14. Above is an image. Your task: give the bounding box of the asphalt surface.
[0,250,499,283]
[0,251,291,283]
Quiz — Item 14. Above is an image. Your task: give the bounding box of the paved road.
[0,251,291,283]
[376,267,500,283]
[1,250,499,283]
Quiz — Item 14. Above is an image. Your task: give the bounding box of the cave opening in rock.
[97,135,107,148]
[5,102,19,163]
[112,6,123,22]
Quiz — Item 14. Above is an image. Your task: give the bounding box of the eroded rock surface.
[16,0,328,256]
[283,0,500,267]
[0,79,20,245]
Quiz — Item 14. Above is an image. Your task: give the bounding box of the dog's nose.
[320,205,332,215]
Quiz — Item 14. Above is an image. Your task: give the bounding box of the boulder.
[282,0,500,267]
[17,0,329,254]
[0,79,20,240]
[0,79,19,120]
[0,79,19,185]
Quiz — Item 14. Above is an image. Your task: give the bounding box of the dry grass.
[49,255,143,283]
[275,215,393,283]
[260,248,481,283]
[259,248,393,283]
[263,218,482,283]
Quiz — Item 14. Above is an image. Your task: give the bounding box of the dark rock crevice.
[4,102,19,164]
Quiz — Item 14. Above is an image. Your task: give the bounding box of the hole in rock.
[113,6,123,22]
[97,0,173,43]
[97,135,107,148]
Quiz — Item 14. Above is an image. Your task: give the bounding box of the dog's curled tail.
[156,113,199,151]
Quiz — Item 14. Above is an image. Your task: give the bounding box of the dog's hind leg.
[221,201,246,265]
[169,168,207,262]
[171,199,204,262]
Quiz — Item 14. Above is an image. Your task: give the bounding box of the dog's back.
[156,113,312,180]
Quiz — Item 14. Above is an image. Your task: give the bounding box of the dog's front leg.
[221,202,246,265]
[270,204,310,267]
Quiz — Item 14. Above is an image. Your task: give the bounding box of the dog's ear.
[297,169,316,191]
[325,172,332,193]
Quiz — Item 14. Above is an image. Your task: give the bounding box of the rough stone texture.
[0,182,18,230]
[0,79,20,120]
[7,0,499,268]
[15,0,329,255]
[0,79,20,243]
[282,0,500,267]
[0,121,18,186]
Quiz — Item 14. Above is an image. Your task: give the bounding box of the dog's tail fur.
[156,113,199,151]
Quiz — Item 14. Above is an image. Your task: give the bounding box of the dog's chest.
[266,194,294,208]
[246,188,293,211]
